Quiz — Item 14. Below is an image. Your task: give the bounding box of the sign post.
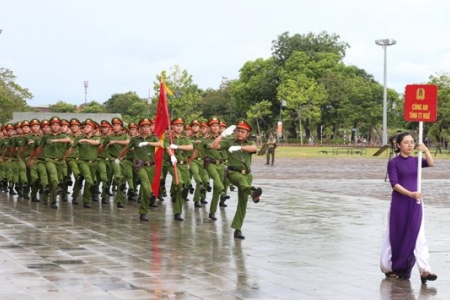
[404,84,438,203]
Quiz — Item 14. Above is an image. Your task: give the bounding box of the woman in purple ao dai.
[380,132,437,284]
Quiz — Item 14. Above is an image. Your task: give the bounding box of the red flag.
[152,80,177,197]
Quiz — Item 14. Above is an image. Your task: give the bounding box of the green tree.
[104,91,147,120]
[246,100,273,137]
[49,101,77,113]
[0,68,33,123]
[272,31,349,66]
[155,66,203,121]
[79,101,107,113]
[428,72,450,143]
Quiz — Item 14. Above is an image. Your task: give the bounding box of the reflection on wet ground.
[0,157,449,299]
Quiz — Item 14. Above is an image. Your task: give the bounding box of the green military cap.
[60,119,70,126]
[190,119,201,127]
[171,117,184,125]
[14,122,22,129]
[40,119,50,128]
[200,121,208,128]
[20,120,30,128]
[111,117,123,126]
[29,119,40,126]
[219,120,227,128]
[138,118,152,127]
[49,116,61,125]
[128,122,138,129]
[69,118,81,126]
[236,119,252,132]
[5,123,14,130]
[207,117,220,126]
[83,118,96,128]
[100,120,112,128]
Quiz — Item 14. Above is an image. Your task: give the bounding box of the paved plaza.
[0,156,449,299]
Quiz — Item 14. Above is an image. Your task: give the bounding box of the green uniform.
[103,133,129,204]
[19,133,40,199]
[164,134,191,216]
[199,135,226,213]
[126,135,159,214]
[39,133,70,205]
[220,138,256,231]
[189,133,209,204]
[70,135,100,204]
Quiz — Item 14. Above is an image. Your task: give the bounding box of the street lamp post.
[278,100,287,143]
[83,81,89,106]
[375,38,396,145]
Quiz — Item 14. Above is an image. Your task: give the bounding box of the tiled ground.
[0,156,448,299]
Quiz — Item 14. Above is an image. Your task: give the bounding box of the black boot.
[234,229,245,239]
[149,195,158,208]
[174,213,184,221]
[9,186,17,195]
[22,184,30,199]
[90,186,99,202]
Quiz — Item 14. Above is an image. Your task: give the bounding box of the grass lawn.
[256,145,450,159]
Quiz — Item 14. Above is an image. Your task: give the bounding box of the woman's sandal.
[385,272,399,279]
[421,273,438,284]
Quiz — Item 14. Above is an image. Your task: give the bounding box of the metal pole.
[382,45,388,146]
[375,39,396,145]
[84,81,89,105]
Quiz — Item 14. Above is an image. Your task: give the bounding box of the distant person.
[380,132,437,284]
[265,133,277,166]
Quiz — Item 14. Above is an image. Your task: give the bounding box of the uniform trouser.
[137,165,155,215]
[160,165,169,197]
[77,160,97,203]
[36,160,49,191]
[3,160,14,183]
[168,164,190,214]
[121,159,135,190]
[190,160,209,201]
[29,163,39,198]
[18,159,28,186]
[0,160,5,181]
[266,147,275,164]
[227,171,253,230]
[11,160,20,186]
[97,158,111,198]
[67,159,82,199]
[113,159,128,204]
[45,159,65,203]
[206,164,225,213]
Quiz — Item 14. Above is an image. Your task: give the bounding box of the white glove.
[221,125,236,137]
[138,142,148,147]
[114,158,121,165]
[228,146,242,153]
[170,155,177,166]
[170,144,178,149]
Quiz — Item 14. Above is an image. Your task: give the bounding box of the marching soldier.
[211,119,262,239]
[97,120,114,203]
[187,120,210,207]
[66,118,83,204]
[33,117,71,209]
[117,118,162,221]
[192,117,228,221]
[63,118,100,208]
[165,118,193,221]
[23,119,42,202]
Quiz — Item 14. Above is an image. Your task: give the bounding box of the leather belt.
[227,166,251,174]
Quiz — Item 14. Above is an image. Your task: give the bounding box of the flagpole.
[417,121,423,204]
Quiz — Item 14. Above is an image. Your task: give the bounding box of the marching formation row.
[0,116,262,239]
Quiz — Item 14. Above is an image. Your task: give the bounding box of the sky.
[1,0,449,107]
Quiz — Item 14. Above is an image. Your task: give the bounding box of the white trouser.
[380,206,431,274]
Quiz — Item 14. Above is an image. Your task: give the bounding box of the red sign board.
[404,84,437,122]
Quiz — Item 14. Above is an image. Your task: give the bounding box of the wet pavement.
[1,156,449,299]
